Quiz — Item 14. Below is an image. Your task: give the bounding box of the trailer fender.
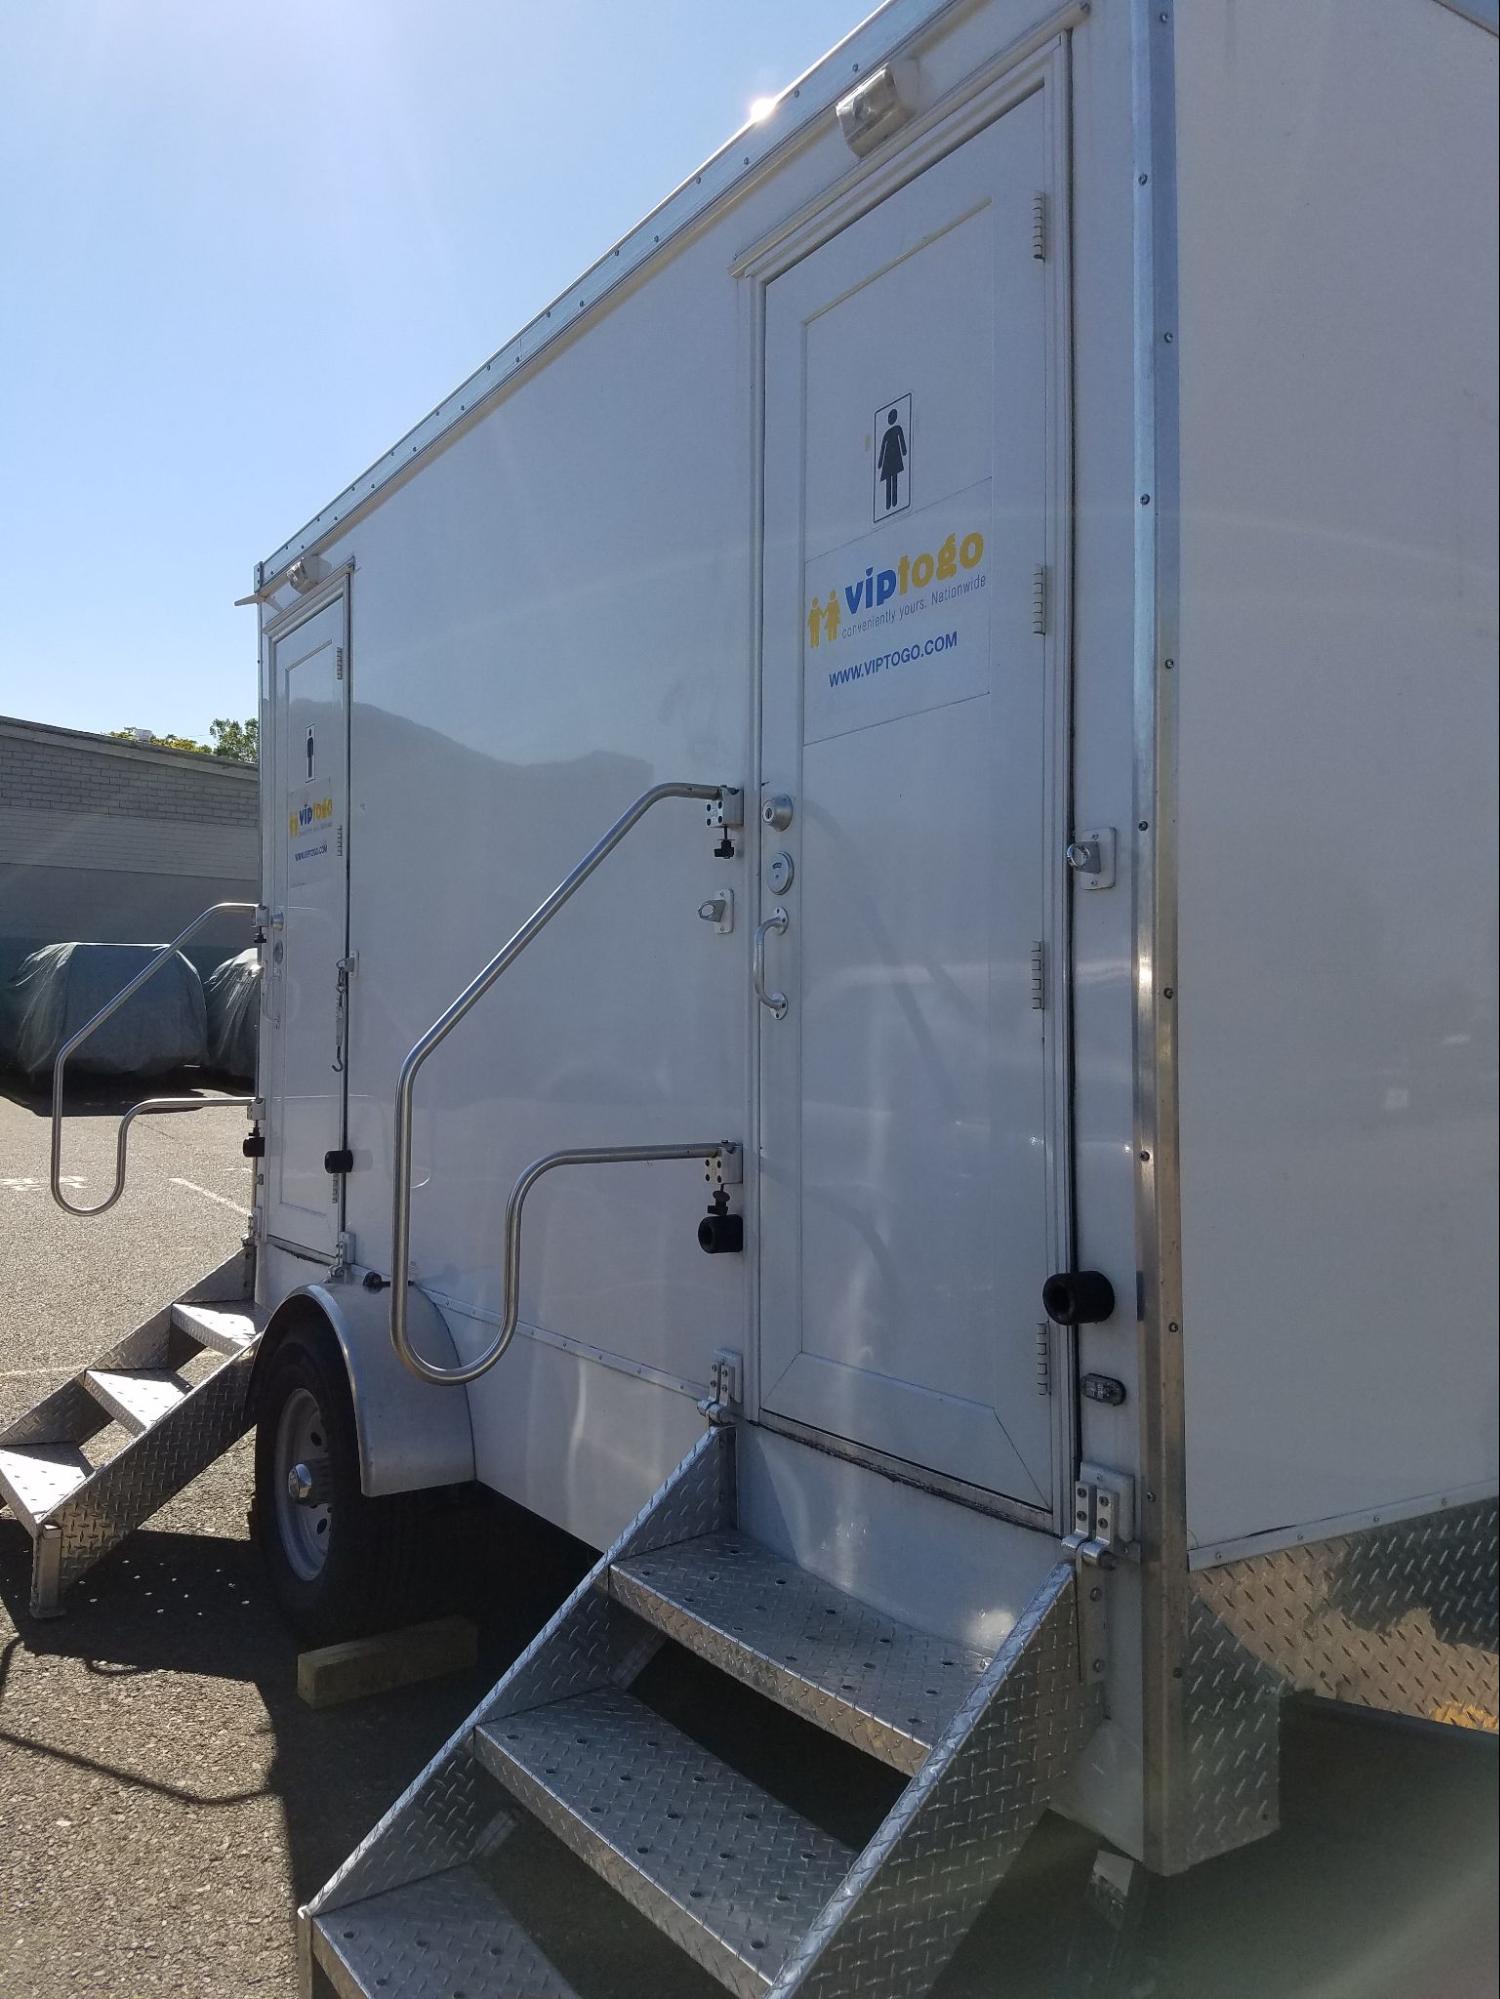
[254,1282,475,1497]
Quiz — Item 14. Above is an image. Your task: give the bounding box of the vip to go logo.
[807,527,985,649]
[288,796,335,837]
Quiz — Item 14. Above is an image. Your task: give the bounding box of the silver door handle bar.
[395,1140,738,1385]
[753,907,789,1018]
[51,901,257,1216]
[390,781,738,1382]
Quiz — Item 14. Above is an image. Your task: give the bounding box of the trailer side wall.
[1173,0,1499,1555]
[255,0,1149,1573]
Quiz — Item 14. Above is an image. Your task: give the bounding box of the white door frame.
[261,571,353,1261]
[737,38,1077,1533]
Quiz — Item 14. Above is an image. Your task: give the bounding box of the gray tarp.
[0,942,208,1077]
[204,947,261,1080]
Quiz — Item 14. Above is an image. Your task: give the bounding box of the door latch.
[332,953,358,1073]
[1065,828,1117,890]
[697,889,734,934]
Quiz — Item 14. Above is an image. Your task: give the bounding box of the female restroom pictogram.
[874,394,911,518]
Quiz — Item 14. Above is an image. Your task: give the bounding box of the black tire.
[252,1317,425,1646]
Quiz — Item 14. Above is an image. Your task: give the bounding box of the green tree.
[110,716,258,763]
[208,716,258,763]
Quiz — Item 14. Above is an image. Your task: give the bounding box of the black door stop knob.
[1041,1271,1116,1326]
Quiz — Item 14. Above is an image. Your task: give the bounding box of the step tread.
[474,1689,853,1996]
[610,1531,990,1773]
[170,1300,265,1354]
[0,1442,92,1533]
[83,1367,193,1435]
[312,1862,583,1999]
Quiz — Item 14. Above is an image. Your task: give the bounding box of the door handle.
[754,908,789,1019]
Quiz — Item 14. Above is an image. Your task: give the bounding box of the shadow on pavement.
[0,1487,591,1910]
[1,1067,249,1121]
[1,1492,1494,1998]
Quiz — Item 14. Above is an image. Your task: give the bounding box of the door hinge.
[1032,563,1049,637]
[1062,1466,1136,1695]
[335,646,345,681]
[1031,190,1048,262]
[699,1347,743,1427]
[1030,940,1046,1011]
[1035,1322,1052,1396]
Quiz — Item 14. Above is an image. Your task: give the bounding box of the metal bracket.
[1066,827,1117,890]
[699,1346,744,1427]
[697,888,734,934]
[708,786,744,831]
[31,1521,63,1620]
[1062,1468,1136,1690]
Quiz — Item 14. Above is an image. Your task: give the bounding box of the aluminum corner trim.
[1129,0,1189,1876]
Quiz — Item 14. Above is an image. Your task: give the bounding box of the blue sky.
[0,0,867,742]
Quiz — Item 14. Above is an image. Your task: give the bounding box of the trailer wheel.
[253,1319,424,1646]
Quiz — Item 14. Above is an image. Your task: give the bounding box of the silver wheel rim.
[274,1385,332,1582]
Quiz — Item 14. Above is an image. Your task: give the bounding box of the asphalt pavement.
[1,1075,1495,1998]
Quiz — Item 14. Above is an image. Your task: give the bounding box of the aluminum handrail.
[50,902,257,1216]
[397,1141,734,1386]
[389,780,734,1384]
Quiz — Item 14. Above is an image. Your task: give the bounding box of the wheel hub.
[274,1387,333,1581]
[286,1454,333,1506]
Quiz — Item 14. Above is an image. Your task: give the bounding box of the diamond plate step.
[0,1273,262,1614]
[310,1862,583,1999]
[84,1367,192,1436]
[32,1333,260,1612]
[172,1300,264,1353]
[473,1687,854,1999]
[299,1429,1099,1999]
[0,1443,91,1534]
[610,1531,991,1775]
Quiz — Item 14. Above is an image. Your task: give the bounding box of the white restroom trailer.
[5,0,1494,1992]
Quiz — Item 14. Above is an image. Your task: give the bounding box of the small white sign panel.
[803,478,991,746]
[873,393,912,521]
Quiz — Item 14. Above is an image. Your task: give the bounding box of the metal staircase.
[302,1424,1100,1999]
[0,1248,264,1618]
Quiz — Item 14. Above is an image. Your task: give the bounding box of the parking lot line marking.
[170,1177,249,1216]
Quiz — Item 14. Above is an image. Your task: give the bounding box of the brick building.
[0,715,259,982]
